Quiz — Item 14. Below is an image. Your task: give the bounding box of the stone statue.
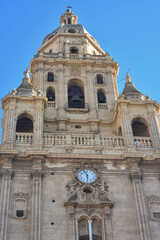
[126,72,132,83]
[24,68,30,79]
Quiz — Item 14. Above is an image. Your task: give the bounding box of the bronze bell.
[71,95,80,102]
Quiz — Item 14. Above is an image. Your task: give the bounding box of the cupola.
[60,9,78,25]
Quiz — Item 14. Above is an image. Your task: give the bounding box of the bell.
[71,95,80,102]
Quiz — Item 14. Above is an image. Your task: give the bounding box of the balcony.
[134,137,152,148]
[47,101,56,107]
[64,102,90,113]
[16,133,33,144]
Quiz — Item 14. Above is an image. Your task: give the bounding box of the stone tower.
[0,9,160,240]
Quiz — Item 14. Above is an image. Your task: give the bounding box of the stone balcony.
[14,132,153,154]
[34,52,113,62]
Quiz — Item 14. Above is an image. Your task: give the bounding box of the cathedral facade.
[0,9,160,240]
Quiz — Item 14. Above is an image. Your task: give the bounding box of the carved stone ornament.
[1,168,13,179]
[31,169,43,178]
[13,192,29,200]
[64,163,114,217]
[130,171,143,181]
[147,195,160,221]
[70,66,81,76]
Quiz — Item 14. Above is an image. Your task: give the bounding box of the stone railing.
[100,135,124,147]
[134,137,152,148]
[47,101,56,107]
[98,103,108,109]
[16,133,33,144]
[71,134,95,146]
[34,52,109,61]
[43,134,66,146]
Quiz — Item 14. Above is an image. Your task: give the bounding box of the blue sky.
[0,0,160,140]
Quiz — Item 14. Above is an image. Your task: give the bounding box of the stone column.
[0,164,13,240]
[130,169,151,240]
[34,99,44,149]
[148,112,160,147]
[31,166,43,240]
[120,104,134,147]
[88,220,92,240]
[106,70,117,111]
[86,67,97,118]
[57,67,66,118]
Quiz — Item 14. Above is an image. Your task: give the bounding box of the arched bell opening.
[70,47,78,54]
[91,217,102,240]
[97,89,106,103]
[16,114,33,133]
[132,118,150,137]
[118,126,122,136]
[68,79,84,108]
[46,87,55,101]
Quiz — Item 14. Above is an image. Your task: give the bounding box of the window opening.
[48,72,54,82]
[70,47,78,54]
[68,18,71,24]
[16,210,24,218]
[47,87,55,101]
[97,74,103,84]
[68,28,76,33]
[16,117,33,133]
[97,90,106,103]
[68,85,84,108]
[132,120,149,137]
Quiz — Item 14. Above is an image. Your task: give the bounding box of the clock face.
[78,169,97,183]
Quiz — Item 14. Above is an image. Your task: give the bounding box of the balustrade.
[100,136,124,147]
[134,137,152,148]
[16,133,33,144]
[43,134,66,145]
[71,134,95,146]
[47,101,56,107]
[98,103,108,109]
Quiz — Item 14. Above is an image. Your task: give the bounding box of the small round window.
[68,28,77,33]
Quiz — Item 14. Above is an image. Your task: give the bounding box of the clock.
[77,169,97,183]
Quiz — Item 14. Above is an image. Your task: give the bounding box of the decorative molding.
[31,169,43,179]
[147,195,160,222]
[13,192,29,200]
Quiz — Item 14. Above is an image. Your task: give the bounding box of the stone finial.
[23,68,30,79]
[126,72,132,83]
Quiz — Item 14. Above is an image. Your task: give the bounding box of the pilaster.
[130,162,151,240]
[31,164,43,240]
[0,160,13,240]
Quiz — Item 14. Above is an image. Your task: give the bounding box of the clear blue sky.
[0,0,160,140]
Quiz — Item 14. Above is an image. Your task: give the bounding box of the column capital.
[130,171,143,181]
[1,167,14,179]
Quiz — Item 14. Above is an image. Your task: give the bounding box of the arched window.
[68,80,84,108]
[16,115,33,133]
[97,89,106,103]
[96,74,103,84]
[70,47,78,54]
[78,217,102,240]
[47,72,54,82]
[46,87,55,101]
[118,127,122,136]
[132,118,150,137]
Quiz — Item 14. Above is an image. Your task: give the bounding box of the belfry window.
[68,80,84,108]
[16,116,33,133]
[132,118,150,137]
[97,89,106,103]
[68,18,71,24]
[46,87,55,101]
[48,72,54,82]
[70,47,78,54]
[96,74,103,84]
